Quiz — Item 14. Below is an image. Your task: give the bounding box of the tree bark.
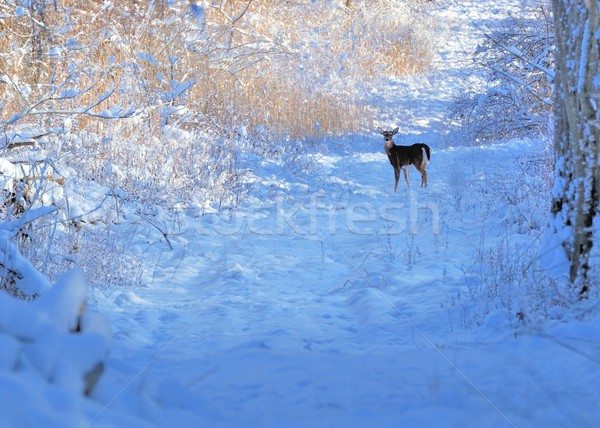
[550,0,600,295]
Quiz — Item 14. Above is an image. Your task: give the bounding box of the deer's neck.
[384,140,395,155]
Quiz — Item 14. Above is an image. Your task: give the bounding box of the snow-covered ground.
[2,1,599,427]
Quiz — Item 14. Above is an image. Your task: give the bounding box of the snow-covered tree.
[548,0,600,295]
[451,0,554,141]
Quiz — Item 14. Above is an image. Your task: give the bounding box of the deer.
[378,127,431,192]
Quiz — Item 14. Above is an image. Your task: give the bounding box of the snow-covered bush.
[0,211,110,402]
[54,120,248,209]
[0,151,145,289]
[450,0,553,141]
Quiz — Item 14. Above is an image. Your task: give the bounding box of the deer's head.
[378,127,399,145]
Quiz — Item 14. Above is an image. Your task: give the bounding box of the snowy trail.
[90,1,600,427]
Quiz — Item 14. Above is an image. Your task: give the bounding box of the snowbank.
[0,227,112,426]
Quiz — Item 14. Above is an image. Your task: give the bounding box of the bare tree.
[549,0,600,296]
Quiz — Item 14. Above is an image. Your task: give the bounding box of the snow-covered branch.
[0,206,56,298]
[451,0,554,140]
[3,83,141,126]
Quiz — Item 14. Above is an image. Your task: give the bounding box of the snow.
[59,89,83,99]
[578,18,591,92]
[1,0,599,427]
[0,207,57,296]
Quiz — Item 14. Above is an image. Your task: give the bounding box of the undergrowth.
[442,138,579,334]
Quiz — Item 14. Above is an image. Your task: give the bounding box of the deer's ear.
[392,127,399,135]
[377,127,384,134]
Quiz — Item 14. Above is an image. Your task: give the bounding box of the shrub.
[450,0,553,142]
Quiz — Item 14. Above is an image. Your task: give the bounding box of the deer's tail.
[421,144,431,165]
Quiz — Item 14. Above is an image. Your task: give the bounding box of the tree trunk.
[549,0,600,295]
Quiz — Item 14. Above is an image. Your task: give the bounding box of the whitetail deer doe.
[378,127,431,192]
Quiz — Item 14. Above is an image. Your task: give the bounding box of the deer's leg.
[393,167,400,192]
[415,163,428,187]
[403,167,410,188]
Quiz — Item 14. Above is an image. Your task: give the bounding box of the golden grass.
[1,0,434,140]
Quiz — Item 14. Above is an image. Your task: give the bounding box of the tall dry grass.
[1,0,434,140]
